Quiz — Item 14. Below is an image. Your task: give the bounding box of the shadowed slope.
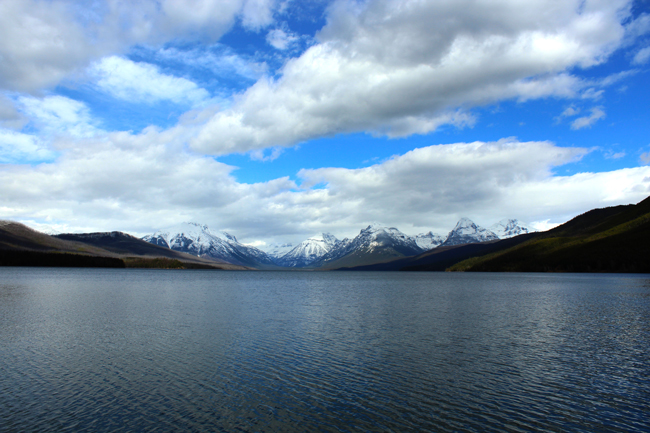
[448,196,650,273]
[0,221,246,269]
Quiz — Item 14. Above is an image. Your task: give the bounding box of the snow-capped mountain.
[263,242,295,259]
[310,223,424,269]
[441,218,499,246]
[275,233,339,267]
[489,219,536,239]
[415,231,445,250]
[142,222,277,268]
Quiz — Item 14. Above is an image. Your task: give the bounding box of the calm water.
[0,269,649,432]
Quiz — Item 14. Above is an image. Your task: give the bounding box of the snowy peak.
[451,217,481,234]
[359,224,412,242]
[489,219,535,239]
[311,224,424,268]
[415,231,445,250]
[142,222,275,268]
[442,218,499,246]
[263,242,294,259]
[274,233,340,267]
[309,232,339,247]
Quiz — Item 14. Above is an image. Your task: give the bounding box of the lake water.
[1,269,649,432]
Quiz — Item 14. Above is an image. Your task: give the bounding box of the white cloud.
[18,95,99,138]
[152,46,267,81]
[89,56,210,105]
[0,0,281,93]
[560,106,581,117]
[0,0,97,92]
[0,129,56,164]
[241,0,278,30]
[632,46,650,64]
[267,28,299,50]
[3,136,649,245]
[570,106,606,130]
[580,88,604,100]
[604,150,626,159]
[192,0,633,155]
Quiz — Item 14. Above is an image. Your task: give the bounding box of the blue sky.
[1,0,650,246]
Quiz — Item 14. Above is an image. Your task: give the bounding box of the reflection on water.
[1,269,649,432]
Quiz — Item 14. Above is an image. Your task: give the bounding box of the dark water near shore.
[1,269,649,432]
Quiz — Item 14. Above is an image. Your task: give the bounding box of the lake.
[1,268,649,432]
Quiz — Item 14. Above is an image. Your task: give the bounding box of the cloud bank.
[4,137,649,243]
[0,0,280,93]
[192,0,634,155]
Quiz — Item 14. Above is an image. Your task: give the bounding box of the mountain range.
[0,221,247,269]
[138,218,534,269]
[6,197,646,273]
[142,222,279,269]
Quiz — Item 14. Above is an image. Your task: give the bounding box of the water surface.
[1,269,649,432]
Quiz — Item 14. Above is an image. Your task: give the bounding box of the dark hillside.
[54,231,229,264]
[449,196,650,273]
[339,233,536,271]
[0,222,245,269]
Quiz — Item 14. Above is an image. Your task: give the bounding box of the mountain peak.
[443,218,498,246]
[142,223,275,268]
[454,217,477,229]
[273,232,341,267]
[489,219,535,239]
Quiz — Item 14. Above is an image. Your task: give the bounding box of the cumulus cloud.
[241,0,278,30]
[0,0,97,92]
[570,106,606,130]
[0,0,281,93]
[3,136,649,244]
[192,0,633,155]
[89,56,210,105]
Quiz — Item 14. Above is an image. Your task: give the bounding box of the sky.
[1,0,650,248]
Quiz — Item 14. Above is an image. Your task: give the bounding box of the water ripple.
[1,269,649,432]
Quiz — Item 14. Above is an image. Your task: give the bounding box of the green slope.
[449,196,650,273]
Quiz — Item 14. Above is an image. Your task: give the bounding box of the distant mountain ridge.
[447,197,650,273]
[489,219,534,239]
[142,222,278,269]
[140,218,536,269]
[441,217,499,246]
[274,233,340,267]
[309,223,426,269]
[4,196,647,273]
[415,232,445,250]
[0,221,243,269]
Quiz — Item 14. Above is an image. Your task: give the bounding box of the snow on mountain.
[311,223,424,268]
[142,222,276,268]
[489,219,536,239]
[274,233,340,267]
[263,242,295,259]
[414,231,445,250]
[441,218,499,246]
